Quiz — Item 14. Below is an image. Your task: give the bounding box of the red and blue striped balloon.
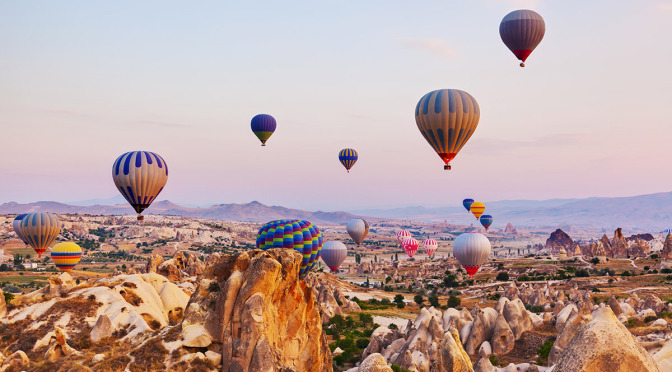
[480,215,493,231]
[251,114,277,146]
[463,199,475,212]
[256,219,323,278]
[339,148,358,173]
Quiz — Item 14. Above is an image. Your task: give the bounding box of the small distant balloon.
[462,199,474,212]
[338,148,358,173]
[256,219,323,278]
[251,114,277,146]
[453,232,491,277]
[470,202,485,220]
[423,239,438,257]
[346,218,369,246]
[20,212,61,257]
[480,215,493,231]
[112,151,168,221]
[500,9,545,67]
[402,238,419,258]
[50,242,82,273]
[321,241,347,273]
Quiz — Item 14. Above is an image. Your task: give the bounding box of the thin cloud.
[397,38,460,59]
[659,3,672,10]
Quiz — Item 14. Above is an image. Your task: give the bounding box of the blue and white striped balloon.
[112,151,168,220]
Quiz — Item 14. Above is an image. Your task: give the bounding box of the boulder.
[473,355,495,372]
[359,353,393,372]
[90,314,112,343]
[491,313,515,355]
[662,234,672,260]
[92,353,105,364]
[608,296,622,316]
[503,299,534,339]
[435,327,473,372]
[549,306,593,365]
[45,327,79,362]
[553,307,662,372]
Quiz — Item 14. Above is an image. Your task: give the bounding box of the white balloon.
[346,218,369,246]
[321,241,348,273]
[453,233,491,277]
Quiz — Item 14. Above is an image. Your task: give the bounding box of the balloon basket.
[444,164,452,170]
[137,215,144,221]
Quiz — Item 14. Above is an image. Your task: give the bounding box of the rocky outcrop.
[45,326,80,362]
[504,223,517,235]
[662,234,672,260]
[435,328,473,372]
[612,228,629,258]
[145,255,164,273]
[549,305,593,365]
[553,307,661,372]
[179,248,331,371]
[502,299,534,340]
[491,313,515,355]
[545,229,574,254]
[157,251,205,281]
[600,234,613,257]
[359,353,393,372]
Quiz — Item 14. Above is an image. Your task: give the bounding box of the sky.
[1,0,671,211]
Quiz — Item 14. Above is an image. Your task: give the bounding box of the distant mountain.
[351,192,672,231]
[0,200,370,225]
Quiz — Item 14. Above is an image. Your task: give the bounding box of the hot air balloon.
[423,239,438,258]
[20,212,61,257]
[396,230,412,244]
[480,215,493,231]
[415,89,480,170]
[462,199,474,212]
[338,148,358,173]
[256,219,323,278]
[321,241,347,273]
[112,151,168,220]
[346,218,369,247]
[402,238,419,258]
[251,114,277,146]
[453,233,491,277]
[12,214,30,245]
[50,242,82,273]
[499,9,545,67]
[663,229,672,235]
[470,202,485,220]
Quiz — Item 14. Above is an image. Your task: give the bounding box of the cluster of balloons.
[394,230,437,259]
[250,114,360,173]
[463,198,493,231]
[12,212,82,273]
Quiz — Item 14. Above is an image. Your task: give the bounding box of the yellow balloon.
[470,202,485,220]
[51,242,82,273]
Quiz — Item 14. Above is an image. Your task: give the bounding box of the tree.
[590,257,600,265]
[414,294,424,307]
[395,253,398,261]
[394,294,405,304]
[447,295,461,308]
[385,276,392,283]
[428,295,440,307]
[496,272,509,281]
[355,254,361,264]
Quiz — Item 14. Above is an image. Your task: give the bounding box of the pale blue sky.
[1,0,671,210]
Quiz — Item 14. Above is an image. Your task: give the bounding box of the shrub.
[590,257,600,265]
[651,254,659,259]
[391,364,409,372]
[496,272,509,281]
[388,323,398,330]
[537,339,554,365]
[644,266,650,271]
[489,355,500,367]
[208,281,220,292]
[644,315,658,323]
[3,292,14,304]
[591,287,601,292]
[661,268,672,274]
[447,295,461,308]
[574,269,590,277]
[396,302,405,309]
[622,271,631,277]
[356,338,370,349]
[428,295,440,307]
[414,294,424,307]
[88,294,96,301]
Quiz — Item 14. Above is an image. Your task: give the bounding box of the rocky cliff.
[545,229,574,253]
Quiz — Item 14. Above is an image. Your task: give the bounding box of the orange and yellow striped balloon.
[50,242,82,273]
[470,202,485,220]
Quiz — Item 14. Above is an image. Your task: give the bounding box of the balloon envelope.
[339,148,358,172]
[402,238,419,258]
[20,212,61,257]
[470,202,485,220]
[499,9,545,66]
[415,89,480,169]
[453,233,491,277]
[251,114,277,146]
[12,214,30,245]
[112,151,168,220]
[462,199,474,212]
[423,239,438,257]
[50,242,82,273]
[346,219,369,246]
[256,219,323,278]
[480,215,493,230]
[396,230,411,244]
[321,241,347,273]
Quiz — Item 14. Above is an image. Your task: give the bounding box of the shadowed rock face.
[662,234,672,260]
[181,248,332,371]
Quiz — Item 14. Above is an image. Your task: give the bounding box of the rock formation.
[553,307,661,372]
[662,234,672,260]
[545,229,574,254]
[611,228,629,258]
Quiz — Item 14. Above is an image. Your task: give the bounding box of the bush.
[644,266,650,271]
[447,295,461,308]
[662,268,672,274]
[414,294,424,307]
[644,315,658,323]
[621,271,631,277]
[3,292,14,304]
[356,338,370,349]
[428,295,440,307]
[591,287,601,292]
[651,254,659,259]
[396,302,405,309]
[391,364,409,372]
[537,339,554,365]
[388,323,398,330]
[590,257,600,265]
[489,355,500,367]
[574,269,590,277]
[496,272,509,281]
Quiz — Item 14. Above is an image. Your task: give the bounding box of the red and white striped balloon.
[423,239,438,257]
[396,230,411,244]
[402,238,419,258]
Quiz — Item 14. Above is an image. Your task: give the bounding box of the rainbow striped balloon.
[338,148,358,173]
[50,242,82,273]
[256,219,323,278]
